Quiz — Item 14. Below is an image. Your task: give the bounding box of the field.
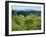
[12,13,41,31]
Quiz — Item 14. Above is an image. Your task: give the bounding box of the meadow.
[12,11,41,31]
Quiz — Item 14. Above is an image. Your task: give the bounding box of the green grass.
[12,14,41,31]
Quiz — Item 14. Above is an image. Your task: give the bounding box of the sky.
[11,5,41,11]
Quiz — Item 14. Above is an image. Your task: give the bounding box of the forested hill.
[12,10,41,16]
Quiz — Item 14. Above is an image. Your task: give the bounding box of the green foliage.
[12,14,41,31]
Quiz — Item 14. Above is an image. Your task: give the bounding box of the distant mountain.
[13,9,41,12]
[13,9,39,12]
